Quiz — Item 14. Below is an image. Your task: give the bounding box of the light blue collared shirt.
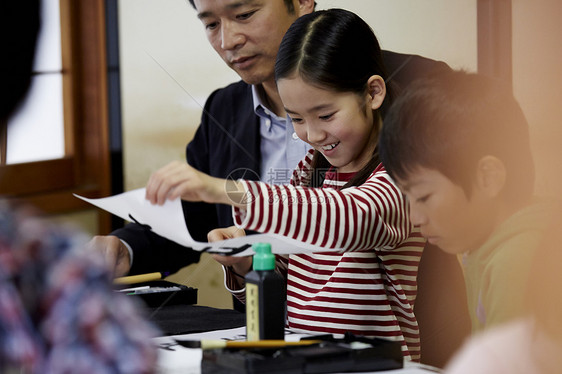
[251,85,311,185]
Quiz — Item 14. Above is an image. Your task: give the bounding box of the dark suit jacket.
[113,50,451,275]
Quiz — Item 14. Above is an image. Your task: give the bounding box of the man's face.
[193,0,305,86]
[396,167,496,255]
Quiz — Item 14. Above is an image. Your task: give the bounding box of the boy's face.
[396,167,497,255]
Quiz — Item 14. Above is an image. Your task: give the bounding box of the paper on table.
[74,188,340,256]
[153,327,245,374]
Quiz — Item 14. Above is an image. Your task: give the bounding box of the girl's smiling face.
[278,75,384,173]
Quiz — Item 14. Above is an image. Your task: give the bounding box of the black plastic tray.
[117,280,198,307]
[201,334,403,374]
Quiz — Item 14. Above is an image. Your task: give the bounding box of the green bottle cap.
[252,243,275,271]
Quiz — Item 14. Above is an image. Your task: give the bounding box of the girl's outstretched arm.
[144,160,246,208]
[234,163,413,252]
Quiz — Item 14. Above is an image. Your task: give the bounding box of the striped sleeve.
[232,163,412,252]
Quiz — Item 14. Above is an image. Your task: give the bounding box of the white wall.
[117,0,236,191]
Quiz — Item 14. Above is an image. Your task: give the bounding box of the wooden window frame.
[0,0,113,232]
[477,0,513,87]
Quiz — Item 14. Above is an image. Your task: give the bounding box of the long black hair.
[275,8,393,188]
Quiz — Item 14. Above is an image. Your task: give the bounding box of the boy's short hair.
[379,70,535,203]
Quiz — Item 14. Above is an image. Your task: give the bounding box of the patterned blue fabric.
[0,202,159,373]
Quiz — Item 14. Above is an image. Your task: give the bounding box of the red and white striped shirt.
[228,150,425,361]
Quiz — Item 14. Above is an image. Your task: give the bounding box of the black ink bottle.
[245,242,286,340]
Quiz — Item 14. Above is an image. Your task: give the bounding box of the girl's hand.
[208,226,253,279]
[207,225,246,244]
[145,160,241,206]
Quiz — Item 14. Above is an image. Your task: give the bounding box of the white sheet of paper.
[74,188,340,256]
[153,327,245,374]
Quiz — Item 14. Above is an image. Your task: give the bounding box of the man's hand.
[208,226,252,277]
[87,235,131,277]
